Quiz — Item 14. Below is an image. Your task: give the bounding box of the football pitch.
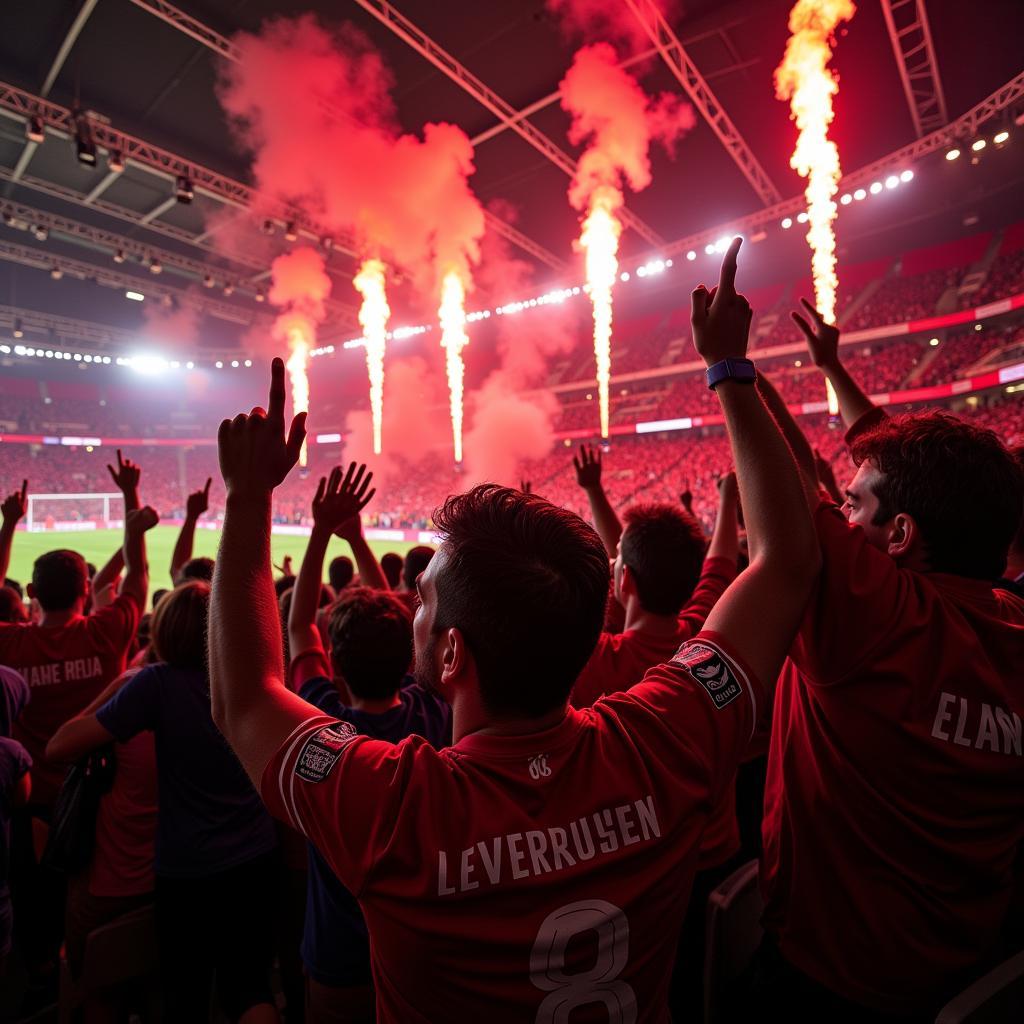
[5,526,416,605]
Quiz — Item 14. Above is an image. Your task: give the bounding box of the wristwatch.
[705,357,757,390]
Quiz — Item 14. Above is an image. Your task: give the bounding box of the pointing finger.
[717,236,742,296]
[268,358,286,427]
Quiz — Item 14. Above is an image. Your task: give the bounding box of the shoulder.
[0,735,31,778]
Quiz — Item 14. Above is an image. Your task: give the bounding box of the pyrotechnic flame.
[353,259,391,455]
[285,325,310,466]
[439,270,469,463]
[580,186,622,438]
[775,0,855,415]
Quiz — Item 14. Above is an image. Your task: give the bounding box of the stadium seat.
[703,858,762,1024]
[58,903,159,1024]
[934,951,1024,1024]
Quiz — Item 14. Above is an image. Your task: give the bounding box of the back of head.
[381,551,403,589]
[180,557,214,583]
[274,575,296,599]
[403,546,434,590]
[151,580,210,671]
[0,586,27,624]
[328,587,413,700]
[31,549,88,612]
[849,411,1024,579]
[432,484,609,718]
[152,588,169,610]
[620,503,707,615]
[4,578,23,600]
[328,556,354,593]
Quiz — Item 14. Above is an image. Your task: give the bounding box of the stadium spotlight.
[203,274,215,288]
[929,337,940,347]
[50,265,63,280]
[900,169,914,182]
[869,181,883,194]
[186,360,195,369]
[26,116,45,143]
[175,176,194,204]
[686,250,696,261]
[107,149,125,173]
[244,359,252,367]
[885,174,899,189]
[125,290,145,301]
[620,271,630,282]
[2,209,14,226]
[261,219,275,235]
[974,323,982,331]
[994,130,1009,145]
[796,212,809,223]
[13,318,24,339]
[231,359,239,367]
[222,282,234,296]
[321,236,333,251]
[33,224,49,240]
[215,360,223,368]
[636,266,646,277]
[853,188,866,200]
[704,243,715,255]
[971,139,986,152]
[74,118,97,166]
[129,354,168,375]
[945,148,960,161]
[839,194,852,205]
[781,217,793,228]
[254,288,265,302]
[148,257,162,274]
[284,221,298,241]
[113,248,126,263]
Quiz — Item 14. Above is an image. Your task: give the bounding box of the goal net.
[25,493,125,533]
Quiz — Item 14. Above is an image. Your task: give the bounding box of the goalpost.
[25,493,125,533]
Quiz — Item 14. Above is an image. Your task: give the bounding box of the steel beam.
[41,0,101,97]
[138,195,177,225]
[880,0,949,138]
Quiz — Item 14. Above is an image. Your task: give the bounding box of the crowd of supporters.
[0,239,1020,1023]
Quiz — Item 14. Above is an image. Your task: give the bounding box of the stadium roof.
[0,0,1023,360]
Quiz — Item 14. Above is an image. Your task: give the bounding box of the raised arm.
[289,464,376,661]
[211,359,340,786]
[335,513,386,591]
[706,472,740,565]
[106,449,141,513]
[792,299,876,429]
[120,507,158,612]
[171,478,211,583]
[91,547,125,610]
[573,445,621,557]
[692,240,821,690]
[0,480,28,585]
[755,372,821,510]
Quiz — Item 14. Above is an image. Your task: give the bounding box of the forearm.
[584,485,622,557]
[821,358,875,430]
[92,548,125,594]
[170,516,198,581]
[717,382,817,568]
[290,524,331,655]
[0,522,15,584]
[706,495,739,564]
[349,534,388,591]
[756,376,819,500]
[120,526,149,609]
[121,486,140,514]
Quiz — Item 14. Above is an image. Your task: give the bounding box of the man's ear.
[440,627,469,687]
[886,512,919,563]
[619,563,635,600]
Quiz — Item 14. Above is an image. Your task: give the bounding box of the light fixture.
[254,288,265,302]
[885,174,899,189]
[796,212,809,223]
[231,359,239,367]
[26,116,45,143]
[853,188,866,200]
[74,117,97,166]
[284,221,298,241]
[107,149,124,173]
[222,282,234,296]
[50,265,63,280]
[186,361,195,369]
[125,290,144,302]
[971,139,986,152]
[203,274,215,288]
[945,148,961,161]
[781,217,793,228]
[900,169,914,182]
[869,181,883,194]
[13,319,23,339]
[839,194,852,205]
[994,130,1009,145]
[33,224,48,240]
[175,176,194,203]
[704,243,715,255]
[321,236,333,251]
[686,250,696,261]
[215,360,223,368]
[148,257,162,274]
[244,359,252,367]
[929,337,940,347]
[113,248,126,263]
[261,219,275,235]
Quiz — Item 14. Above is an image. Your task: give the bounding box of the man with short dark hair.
[327,556,354,595]
[208,241,821,1018]
[746,303,1024,1018]
[401,546,434,593]
[380,551,403,590]
[288,466,449,1022]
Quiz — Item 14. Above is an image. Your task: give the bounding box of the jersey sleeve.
[843,405,888,445]
[677,556,737,636]
[288,648,332,693]
[789,501,912,686]
[95,665,159,742]
[88,593,140,651]
[259,715,428,896]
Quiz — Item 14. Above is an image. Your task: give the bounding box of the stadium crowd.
[0,240,1020,1023]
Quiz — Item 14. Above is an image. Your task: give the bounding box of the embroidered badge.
[671,643,742,710]
[295,723,359,783]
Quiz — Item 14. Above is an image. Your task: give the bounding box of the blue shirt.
[0,735,31,956]
[97,663,277,878]
[0,665,29,739]
[299,675,451,987]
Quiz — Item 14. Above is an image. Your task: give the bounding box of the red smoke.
[546,0,678,53]
[141,298,200,352]
[560,42,695,214]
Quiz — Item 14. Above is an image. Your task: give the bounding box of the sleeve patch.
[295,723,359,783]
[671,643,743,711]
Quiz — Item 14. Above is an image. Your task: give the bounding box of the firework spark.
[353,258,390,455]
[439,270,469,463]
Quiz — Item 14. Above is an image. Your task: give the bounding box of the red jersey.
[0,594,139,804]
[262,631,763,1022]
[572,557,738,870]
[762,501,1024,1013]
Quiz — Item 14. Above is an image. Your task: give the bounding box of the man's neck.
[623,600,680,637]
[455,702,568,744]
[38,608,83,628]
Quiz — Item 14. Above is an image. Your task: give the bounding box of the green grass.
[6,526,416,607]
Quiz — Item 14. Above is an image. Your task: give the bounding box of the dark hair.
[849,411,1023,579]
[32,549,88,612]
[620,503,707,615]
[431,485,609,718]
[0,586,27,624]
[381,552,403,589]
[1012,444,1024,556]
[152,588,169,610]
[327,587,413,700]
[274,575,296,599]
[151,580,209,671]
[328,556,354,594]
[4,578,23,599]
[403,546,435,590]
[180,557,214,583]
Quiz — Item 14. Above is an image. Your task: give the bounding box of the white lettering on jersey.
[931,691,1022,757]
[437,795,662,896]
[23,656,103,688]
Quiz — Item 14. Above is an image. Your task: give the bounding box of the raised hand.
[717,470,738,504]
[125,506,159,536]
[273,555,294,577]
[186,478,212,520]
[106,450,141,495]
[573,445,602,490]
[520,479,532,495]
[791,298,840,368]
[312,463,375,536]
[680,483,693,513]
[1,480,28,525]
[217,358,307,499]
[690,237,753,365]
